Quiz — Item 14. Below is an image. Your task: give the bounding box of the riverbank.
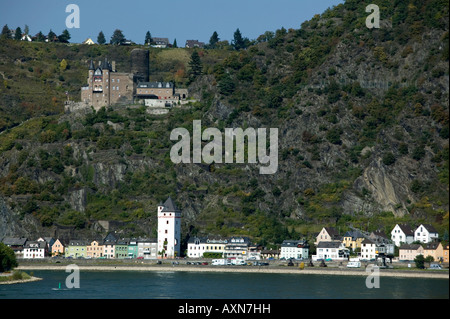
[16,264,449,279]
[0,271,43,285]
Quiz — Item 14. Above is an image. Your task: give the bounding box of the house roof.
[420,224,438,234]
[399,244,422,250]
[25,241,47,248]
[361,238,375,245]
[324,227,341,239]
[343,230,364,240]
[423,242,441,250]
[2,237,28,246]
[397,224,414,236]
[69,240,89,246]
[317,241,341,248]
[281,240,308,247]
[185,40,205,48]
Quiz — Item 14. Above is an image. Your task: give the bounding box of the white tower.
[157,197,181,258]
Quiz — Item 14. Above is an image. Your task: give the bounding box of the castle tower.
[101,58,111,107]
[157,197,181,259]
[130,48,149,84]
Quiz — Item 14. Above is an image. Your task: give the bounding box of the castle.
[79,48,188,111]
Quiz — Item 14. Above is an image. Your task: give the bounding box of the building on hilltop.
[77,48,188,112]
[81,58,135,110]
[185,40,205,48]
[157,197,181,259]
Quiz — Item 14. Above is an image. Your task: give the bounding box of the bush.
[382,152,396,166]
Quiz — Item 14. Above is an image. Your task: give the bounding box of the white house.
[315,227,341,245]
[391,224,415,247]
[360,238,377,260]
[414,224,439,243]
[137,238,157,259]
[314,241,349,261]
[280,240,309,260]
[187,237,227,258]
[23,241,47,259]
[157,197,181,258]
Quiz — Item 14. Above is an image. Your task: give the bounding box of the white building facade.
[391,224,415,247]
[280,240,309,260]
[137,238,158,259]
[157,197,181,258]
[23,241,46,259]
[414,224,439,243]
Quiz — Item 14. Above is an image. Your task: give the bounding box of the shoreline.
[16,265,449,279]
[0,276,43,285]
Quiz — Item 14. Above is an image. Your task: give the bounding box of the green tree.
[382,152,396,166]
[145,31,152,45]
[188,50,202,82]
[209,31,219,48]
[14,26,22,40]
[58,29,71,43]
[0,243,18,272]
[110,29,125,45]
[48,29,57,42]
[414,254,425,269]
[97,31,106,45]
[1,24,11,39]
[35,31,45,42]
[173,38,178,48]
[232,28,246,50]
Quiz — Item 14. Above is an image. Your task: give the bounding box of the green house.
[127,238,138,258]
[115,239,129,259]
[65,240,88,258]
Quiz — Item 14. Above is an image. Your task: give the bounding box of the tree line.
[1,24,71,43]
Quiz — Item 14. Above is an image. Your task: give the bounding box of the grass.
[0,270,33,282]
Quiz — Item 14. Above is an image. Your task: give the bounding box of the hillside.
[0,0,448,249]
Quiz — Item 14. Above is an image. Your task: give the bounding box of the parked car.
[137,257,144,260]
[201,262,209,265]
[429,264,442,270]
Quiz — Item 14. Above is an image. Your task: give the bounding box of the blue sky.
[1,0,344,45]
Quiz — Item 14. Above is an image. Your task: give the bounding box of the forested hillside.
[0,0,448,248]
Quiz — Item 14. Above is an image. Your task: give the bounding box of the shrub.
[382,152,396,166]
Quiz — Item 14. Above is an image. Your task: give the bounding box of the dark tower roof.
[101,58,111,71]
[161,196,181,213]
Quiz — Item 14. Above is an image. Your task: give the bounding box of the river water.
[1,270,448,299]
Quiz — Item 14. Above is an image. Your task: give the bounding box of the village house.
[86,240,103,258]
[115,239,129,259]
[1,237,27,258]
[51,239,65,256]
[127,238,138,258]
[65,240,88,258]
[151,37,169,48]
[315,227,341,245]
[137,238,158,259]
[314,241,349,261]
[399,244,424,261]
[414,224,439,243]
[224,237,251,260]
[185,40,205,48]
[260,249,280,260]
[422,242,444,262]
[342,230,365,251]
[391,224,415,247]
[360,238,377,260]
[280,240,309,260]
[23,241,47,259]
[103,233,118,259]
[187,236,228,258]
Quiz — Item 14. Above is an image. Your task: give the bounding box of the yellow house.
[342,230,365,250]
[87,240,103,258]
[423,242,444,262]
